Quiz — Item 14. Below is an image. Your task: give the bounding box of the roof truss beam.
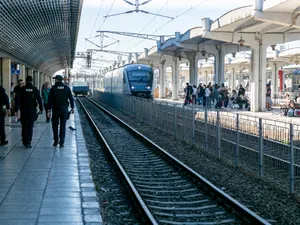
[253,11,300,29]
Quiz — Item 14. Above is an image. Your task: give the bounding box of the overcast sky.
[74,0,255,71]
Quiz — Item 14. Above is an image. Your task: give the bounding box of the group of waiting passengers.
[183,82,249,109]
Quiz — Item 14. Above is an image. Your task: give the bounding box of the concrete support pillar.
[271,64,277,99]
[248,71,253,91]
[214,48,225,85]
[231,68,236,91]
[274,66,279,98]
[33,71,39,88]
[237,74,242,87]
[39,73,44,90]
[186,52,197,85]
[227,74,231,91]
[282,71,286,94]
[159,63,166,98]
[251,44,267,112]
[27,68,33,79]
[2,58,11,100]
[19,65,26,81]
[219,53,225,85]
[205,71,208,84]
[172,58,180,100]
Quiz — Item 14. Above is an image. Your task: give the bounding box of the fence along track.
[78,96,270,225]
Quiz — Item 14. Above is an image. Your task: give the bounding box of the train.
[72,81,89,96]
[103,64,154,98]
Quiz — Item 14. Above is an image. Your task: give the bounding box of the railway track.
[77,96,270,225]
[152,103,300,176]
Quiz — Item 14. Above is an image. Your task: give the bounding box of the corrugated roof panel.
[0,0,82,74]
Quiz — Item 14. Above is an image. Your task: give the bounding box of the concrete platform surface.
[0,109,102,225]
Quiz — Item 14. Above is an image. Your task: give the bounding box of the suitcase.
[294,109,300,117]
[288,109,294,117]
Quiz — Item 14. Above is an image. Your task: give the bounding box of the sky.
[73,0,255,72]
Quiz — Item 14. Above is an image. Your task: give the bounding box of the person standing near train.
[47,75,74,148]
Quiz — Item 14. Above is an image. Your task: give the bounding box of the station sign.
[11,64,20,75]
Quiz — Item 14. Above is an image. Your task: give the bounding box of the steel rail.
[81,96,270,225]
[77,97,158,225]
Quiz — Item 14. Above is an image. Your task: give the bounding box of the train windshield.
[128,71,153,82]
[73,81,88,86]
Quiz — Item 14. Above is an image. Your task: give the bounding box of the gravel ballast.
[77,101,142,225]
[91,97,300,225]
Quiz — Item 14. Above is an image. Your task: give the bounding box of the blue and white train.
[104,64,154,98]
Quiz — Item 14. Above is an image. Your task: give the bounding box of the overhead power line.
[86,0,104,50]
[126,0,210,51]
[98,30,174,41]
[118,0,169,48]
[104,0,173,19]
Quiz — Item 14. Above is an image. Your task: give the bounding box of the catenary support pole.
[235,114,240,167]
[259,118,263,178]
[289,123,294,194]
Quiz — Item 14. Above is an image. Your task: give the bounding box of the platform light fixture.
[238,34,245,47]
[201,49,207,57]
[271,45,276,51]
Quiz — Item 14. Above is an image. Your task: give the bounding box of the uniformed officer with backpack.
[47,75,74,148]
[18,76,43,148]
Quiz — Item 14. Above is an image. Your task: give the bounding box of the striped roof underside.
[0,0,83,74]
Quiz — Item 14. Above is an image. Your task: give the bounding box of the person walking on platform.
[13,79,25,123]
[0,87,10,146]
[47,75,74,148]
[18,76,43,148]
[42,82,51,122]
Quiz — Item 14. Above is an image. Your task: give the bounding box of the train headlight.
[146,86,151,90]
[131,86,135,89]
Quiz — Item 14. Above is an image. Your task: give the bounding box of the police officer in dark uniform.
[48,75,74,148]
[0,86,10,146]
[18,76,43,148]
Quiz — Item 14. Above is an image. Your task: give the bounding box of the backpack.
[188,86,193,95]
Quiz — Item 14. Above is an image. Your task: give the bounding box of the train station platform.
[0,109,102,225]
[155,98,300,125]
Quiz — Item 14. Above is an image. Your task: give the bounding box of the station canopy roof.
[139,0,300,64]
[207,0,300,45]
[0,0,83,74]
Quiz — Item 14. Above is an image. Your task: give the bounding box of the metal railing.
[92,91,299,195]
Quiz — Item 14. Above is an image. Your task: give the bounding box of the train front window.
[128,71,153,82]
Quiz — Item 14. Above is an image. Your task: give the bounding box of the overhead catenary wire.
[86,0,118,59]
[115,0,169,50]
[86,0,117,51]
[86,0,105,49]
[126,0,210,51]
[100,0,118,30]
[110,0,169,55]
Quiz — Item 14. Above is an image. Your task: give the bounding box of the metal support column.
[174,105,177,138]
[235,114,240,167]
[159,62,165,98]
[205,105,208,151]
[259,118,263,178]
[216,110,221,159]
[290,123,294,194]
